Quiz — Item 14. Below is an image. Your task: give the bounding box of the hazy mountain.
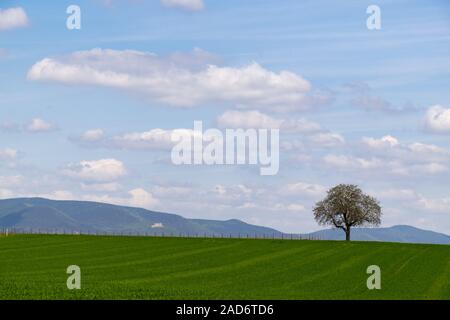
[0,197,281,236]
[0,198,449,245]
[306,225,450,245]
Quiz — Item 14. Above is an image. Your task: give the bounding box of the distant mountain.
[306,225,450,245]
[0,197,282,236]
[1,198,449,245]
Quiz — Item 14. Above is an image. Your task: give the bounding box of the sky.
[1,0,450,234]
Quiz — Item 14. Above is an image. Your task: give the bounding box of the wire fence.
[0,227,323,241]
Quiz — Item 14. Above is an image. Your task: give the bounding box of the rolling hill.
[0,197,281,236]
[307,225,450,245]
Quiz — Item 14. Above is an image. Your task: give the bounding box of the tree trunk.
[345,228,351,241]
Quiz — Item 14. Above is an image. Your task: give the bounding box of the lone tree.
[313,184,381,241]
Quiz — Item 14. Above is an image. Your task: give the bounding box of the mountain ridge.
[0,197,449,245]
[0,197,282,236]
[306,224,450,245]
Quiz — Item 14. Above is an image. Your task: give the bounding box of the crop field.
[0,234,449,299]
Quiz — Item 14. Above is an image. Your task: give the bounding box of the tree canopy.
[313,184,381,241]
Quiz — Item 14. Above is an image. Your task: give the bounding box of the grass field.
[0,234,449,299]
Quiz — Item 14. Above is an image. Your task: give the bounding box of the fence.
[0,227,323,241]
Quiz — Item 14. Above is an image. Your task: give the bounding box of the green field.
[0,234,449,299]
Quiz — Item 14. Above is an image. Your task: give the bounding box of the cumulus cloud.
[161,0,204,11]
[0,188,13,199]
[63,158,127,182]
[217,110,282,129]
[323,154,446,176]
[74,127,201,151]
[280,182,327,198]
[375,188,419,201]
[112,128,197,150]
[0,7,28,31]
[80,129,104,141]
[83,188,160,209]
[2,119,56,133]
[418,196,450,213]
[81,182,121,192]
[323,154,383,170]
[425,105,450,134]
[308,132,345,147]
[216,110,343,148]
[27,48,325,112]
[322,135,450,176]
[128,188,160,208]
[346,82,418,113]
[361,135,450,163]
[0,175,24,187]
[216,110,322,133]
[26,118,55,133]
[362,135,399,148]
[152,185,192,197]
[39,190,75,201]
[0,148,18,160]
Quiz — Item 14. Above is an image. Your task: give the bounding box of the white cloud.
[283,119,323,133]
[217,110,282,129]
[80,129,104,141]
[323,154,383,170]
[0,175,24,187]
[63,158,127,182]
[309,132,345,147]
[323,146,449,176]
[161,0,204,11]
[408,142,448,154]
[74,126,201,151]
[0,7,28,31]
[216,111,341,150]
[128,188,160,208]
[414,162,447,174]
[83,188,160,210]
[425,105,450,134]
[81,182,121,192]
[33,190,75,201]
[113,128,197,150]
[47,190,75,200]
[272,203,307,213]
[0,148,18,160]
[418,196,450,213]
[362,135,399,148]
[284,203,307,212]
[280,182,327,198]
[360,135,450,171]
[375,188,419,201]
[0,188,13,199]
[152,185,192,197]
[216,110,322,133]
[26,118,54,133]
[27,48,322,112]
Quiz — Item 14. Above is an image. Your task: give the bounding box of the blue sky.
[1,0,450,233]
